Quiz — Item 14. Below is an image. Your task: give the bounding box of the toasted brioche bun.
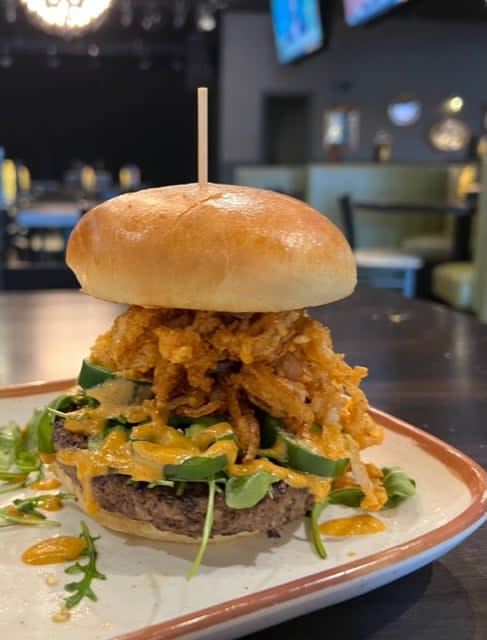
[66,183,356,312]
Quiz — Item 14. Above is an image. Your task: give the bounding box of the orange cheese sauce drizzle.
[57,421,333,513]
[21,536,86,565]
[38,495,64,512]
[319,514,385,537]
[28,477,61,491]
[55,376,350,509]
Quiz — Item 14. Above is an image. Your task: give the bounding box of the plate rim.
[1,380,486,640]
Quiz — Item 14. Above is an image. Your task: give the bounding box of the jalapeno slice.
[163,455,227,482]
[77,359,152,397]
[260,415,349,478]
[78,360,117,388]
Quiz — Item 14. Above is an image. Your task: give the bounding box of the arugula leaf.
[327,487,364,507]
[309,487,366,558]
[0,392,89,491]
[186,479,216,579]
[0,492,74,527]
[63,521,106,609]
[309,499,328,559]
[0,510,59,527]
[0,421,40,492]
[146,479,175,488]
[24,408,54,455]
[13,492,74,513]
[381,466,416,509]
[225,471,277,509]
[308,469,415,558]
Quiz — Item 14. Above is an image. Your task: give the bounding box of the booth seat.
[430,162,486,318]
[399,233,452,261]
[234,163,473,254]
[233,165,306,200]
[432,262,474,310]
[399,164,478,262]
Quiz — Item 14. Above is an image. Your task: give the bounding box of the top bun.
[66,183,356,312]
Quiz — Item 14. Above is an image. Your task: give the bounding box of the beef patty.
[52,420,314,539]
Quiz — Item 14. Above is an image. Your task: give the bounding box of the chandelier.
[20,0,114,38]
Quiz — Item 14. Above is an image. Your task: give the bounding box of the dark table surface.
[246,286,487,640]
[0,286,485,639]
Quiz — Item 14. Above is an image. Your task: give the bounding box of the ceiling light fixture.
[20,0,114,38]
[196,3,216,32]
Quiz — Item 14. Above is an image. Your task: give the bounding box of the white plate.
[0,382,486,640]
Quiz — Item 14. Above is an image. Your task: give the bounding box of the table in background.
[0,287,485,639]
[14,203,81,262]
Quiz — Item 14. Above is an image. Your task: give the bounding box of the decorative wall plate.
[387,99,421,126]
[428,117,471,152]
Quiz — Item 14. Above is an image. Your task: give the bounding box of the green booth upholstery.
[432,262,474,310]
[234,162,482,304]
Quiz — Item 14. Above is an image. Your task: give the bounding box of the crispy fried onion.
[90,306,383,478]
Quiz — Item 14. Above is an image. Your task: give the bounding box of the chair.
[338,194,424,298]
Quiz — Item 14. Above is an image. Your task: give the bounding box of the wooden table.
[0,287,485,639]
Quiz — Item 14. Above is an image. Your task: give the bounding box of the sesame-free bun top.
[66,183,356,312]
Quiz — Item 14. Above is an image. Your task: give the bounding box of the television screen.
[343,0,408,27]
[270,0,324,64]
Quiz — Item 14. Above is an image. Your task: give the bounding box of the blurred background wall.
[219,11,487,181]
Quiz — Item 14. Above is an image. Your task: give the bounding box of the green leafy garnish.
[0,421,41,492]
[0,392,96,493]
[327,487,364,507]
[381,466,416,509]
[63,521,106,609]
[146,479,175,488]
[0,492,74,528]
[225,471,277,509]
[309,499,328,558]
[186,479,216,580]
[309,468,416,558]
[164,455,227,482]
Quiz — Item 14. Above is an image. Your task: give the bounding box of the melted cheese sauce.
[40,453,56,464]
[319,514,385,536]
[63,378,150,436]
[190,422,233,449]
[28,477,61,491]
[59,418,331,512]
[38,495,64,511]
[58,377,337,510]
[226,459,330,502]
[21,536,86,565]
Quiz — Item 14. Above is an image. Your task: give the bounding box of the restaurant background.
[0,4,486,638]
[0,0,486,316]
[0,1,486,183]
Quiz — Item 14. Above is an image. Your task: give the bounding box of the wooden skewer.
[197,87,208,187]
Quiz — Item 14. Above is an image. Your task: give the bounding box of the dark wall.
[0,56,198,186]
[218,12,487,180]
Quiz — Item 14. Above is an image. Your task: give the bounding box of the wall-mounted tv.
[343,0,408,27]
[270,0,324,64]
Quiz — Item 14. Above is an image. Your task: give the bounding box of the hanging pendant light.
[20,0,113,38]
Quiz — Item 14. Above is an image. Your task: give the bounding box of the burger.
[50,182,390,563]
